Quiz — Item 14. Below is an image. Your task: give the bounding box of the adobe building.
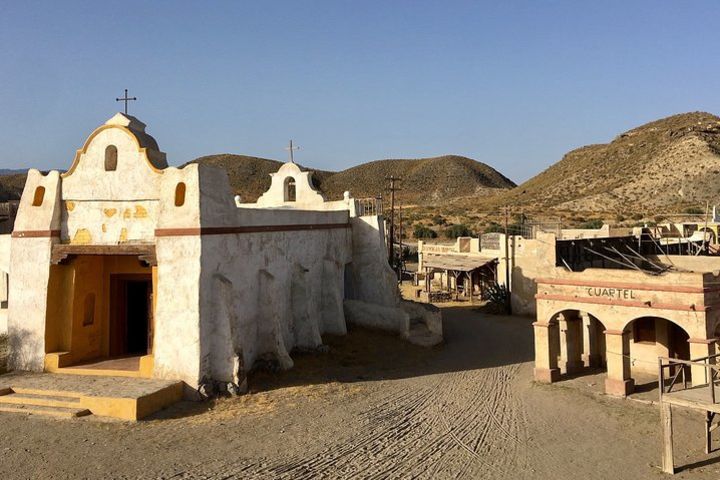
[416,228,720,396]
[534,257,720,396]
[5,112,440,398]
[415,226,627,308]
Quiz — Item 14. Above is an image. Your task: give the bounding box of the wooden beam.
[50,244,157,266]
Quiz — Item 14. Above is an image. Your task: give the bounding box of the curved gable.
[62,113,167,201]
[256,162,327,208]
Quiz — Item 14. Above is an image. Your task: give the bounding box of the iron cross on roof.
[116,89,137,115]
[285,140,300,163]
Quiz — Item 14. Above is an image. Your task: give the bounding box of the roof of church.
[105,112,160,152]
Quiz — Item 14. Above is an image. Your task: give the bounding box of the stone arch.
[621,315,692,340]
[546,306,605,327]
[713,322,720,340]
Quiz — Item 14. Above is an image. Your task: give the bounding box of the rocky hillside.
[493,112,720,213]
[320,155,514,204]
[188,154,514,204]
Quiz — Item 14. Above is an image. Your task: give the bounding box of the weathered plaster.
[6,115,439,395]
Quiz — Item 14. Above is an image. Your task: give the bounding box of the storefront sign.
[585,287,636,300]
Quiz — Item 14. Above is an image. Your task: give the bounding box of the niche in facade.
[32,186,45,206]
[104,145,118,171]
[175,182,186,207]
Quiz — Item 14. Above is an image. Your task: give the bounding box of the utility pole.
[504,206,512,314]
[397,201,403,281]
[386,176,401,268]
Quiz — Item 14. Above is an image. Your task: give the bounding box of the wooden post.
[453,271,459,300]
[661,402,675,474]
[425,268,430,295]
[504,206,512,314]
[706,411,713,455]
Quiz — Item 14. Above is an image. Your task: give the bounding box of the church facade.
[6,113,437,394]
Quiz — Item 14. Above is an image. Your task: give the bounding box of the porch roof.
[423,253,498,273]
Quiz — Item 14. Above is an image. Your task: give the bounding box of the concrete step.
[0,373,185,420]
[0,402,91,418]
[0,390,82,409]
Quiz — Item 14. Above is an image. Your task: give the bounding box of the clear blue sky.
[1,1,719,183]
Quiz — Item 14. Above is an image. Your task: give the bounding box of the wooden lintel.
[50,244,157,266]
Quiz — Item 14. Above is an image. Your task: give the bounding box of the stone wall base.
[559,360,584,375]
[604,377,634,397]
[534,368,560,383]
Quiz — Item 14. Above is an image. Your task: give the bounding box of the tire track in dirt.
[158,362,529,480]
[154,311,547,480]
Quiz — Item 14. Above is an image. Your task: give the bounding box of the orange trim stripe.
[11,230,61,238]
[155,223,350,237]
[535,293,707,312]
[535,277,719,294]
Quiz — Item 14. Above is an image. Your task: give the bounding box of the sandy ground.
[1,309,720,479]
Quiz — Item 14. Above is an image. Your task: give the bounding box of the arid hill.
[490,112,720,213]
[0,154,512,206]
[188,154,514,204]
[185,154,334,203]
[319,155,514,204]
[0,173,30,202]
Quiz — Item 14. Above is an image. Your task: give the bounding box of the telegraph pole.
[504,206,512,314]
[397,201,403,281]
[386,176,401,268]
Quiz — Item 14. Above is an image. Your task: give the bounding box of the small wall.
[651,255,720,273]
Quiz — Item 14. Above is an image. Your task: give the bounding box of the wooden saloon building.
[417,238,498,301]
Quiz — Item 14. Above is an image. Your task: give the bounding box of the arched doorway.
[625,316,691,381]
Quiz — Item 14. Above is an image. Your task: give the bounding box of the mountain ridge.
[484,111,720,213]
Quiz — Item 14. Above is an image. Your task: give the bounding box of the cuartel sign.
[585,287,637,300]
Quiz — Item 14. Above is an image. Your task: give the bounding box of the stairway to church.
[0,372,184,420]
[0,388,91,418]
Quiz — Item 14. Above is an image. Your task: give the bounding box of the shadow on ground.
[247,305,535,394]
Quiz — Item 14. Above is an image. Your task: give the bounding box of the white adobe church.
[4,113,441,394]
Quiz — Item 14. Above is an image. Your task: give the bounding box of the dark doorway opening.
[110,274,153,357]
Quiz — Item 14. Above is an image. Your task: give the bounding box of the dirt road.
[1,309,719,479]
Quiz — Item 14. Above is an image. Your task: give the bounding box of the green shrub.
[483,222,504,234]
[413,225,437,239]
[684,206,704,215]
[579,219,604,229]
[431,215,447,226]
[444,224,473,238]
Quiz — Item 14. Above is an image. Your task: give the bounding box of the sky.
[1,1,719,183]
